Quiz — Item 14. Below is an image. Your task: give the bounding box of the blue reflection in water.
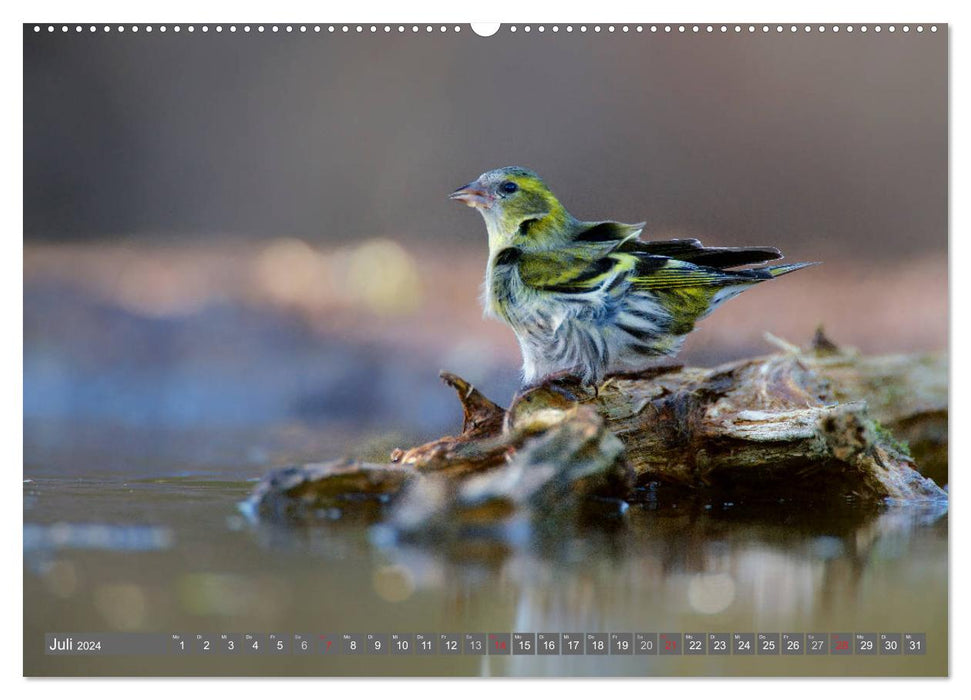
[23,523,174,553]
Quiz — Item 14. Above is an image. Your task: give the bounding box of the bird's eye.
[500,181,519,194]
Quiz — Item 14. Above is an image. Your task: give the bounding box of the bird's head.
[450,166,577,251]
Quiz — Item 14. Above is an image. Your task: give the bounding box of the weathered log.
[241,459,417,524]
[388,402,631,540]
[800,328,947,485]
[388,373,509,476]
[243,335,947,530]
[244,401,631,531]
[590,352,943,501]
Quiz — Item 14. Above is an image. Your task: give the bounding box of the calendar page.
[23,19,948,678]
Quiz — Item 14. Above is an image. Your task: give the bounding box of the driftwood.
[798,328,947,486]
[243,332,947,533]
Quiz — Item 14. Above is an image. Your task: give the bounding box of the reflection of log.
[244,333,947,529]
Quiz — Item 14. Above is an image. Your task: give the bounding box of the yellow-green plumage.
[450,166,815,386]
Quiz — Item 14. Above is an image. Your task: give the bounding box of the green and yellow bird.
[450,166,814,386]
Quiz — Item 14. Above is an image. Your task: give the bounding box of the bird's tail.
[762,261,819,278]
[683,259,817,327]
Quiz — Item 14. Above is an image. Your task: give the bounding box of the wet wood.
[245,332,947,527]
[244,459,417,523]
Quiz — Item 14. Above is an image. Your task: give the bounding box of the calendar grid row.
[169,632,926,656]
[44,632,927,656]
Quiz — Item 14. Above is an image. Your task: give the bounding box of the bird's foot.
[520,370,594,403]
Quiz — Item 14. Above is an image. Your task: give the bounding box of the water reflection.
[242,495,947,641]
[24,474,947,676]
[24,523,174,553]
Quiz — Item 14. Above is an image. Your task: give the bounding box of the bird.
[449,166,815,388]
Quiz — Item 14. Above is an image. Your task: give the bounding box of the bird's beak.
[449,182,494,209]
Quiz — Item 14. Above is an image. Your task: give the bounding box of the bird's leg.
[605,363,684,382]
[524,369,583,389]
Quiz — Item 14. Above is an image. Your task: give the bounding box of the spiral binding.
[30,24,941,35]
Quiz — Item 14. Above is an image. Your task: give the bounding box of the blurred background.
[23,24,948,678]
[25,25,947,455]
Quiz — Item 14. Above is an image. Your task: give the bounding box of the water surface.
[24,423,947,677]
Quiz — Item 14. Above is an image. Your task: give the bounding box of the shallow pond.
[23,421,947,677]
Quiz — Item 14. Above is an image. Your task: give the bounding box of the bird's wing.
[626,252,811,290]
[572,221,784,269]
[571,220,646,245]
[618,238,783,269]
[513,247,798,295]
[515,248,635,294]
[628,256,755,290]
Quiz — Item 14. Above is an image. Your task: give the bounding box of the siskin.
[450,166,815,386]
